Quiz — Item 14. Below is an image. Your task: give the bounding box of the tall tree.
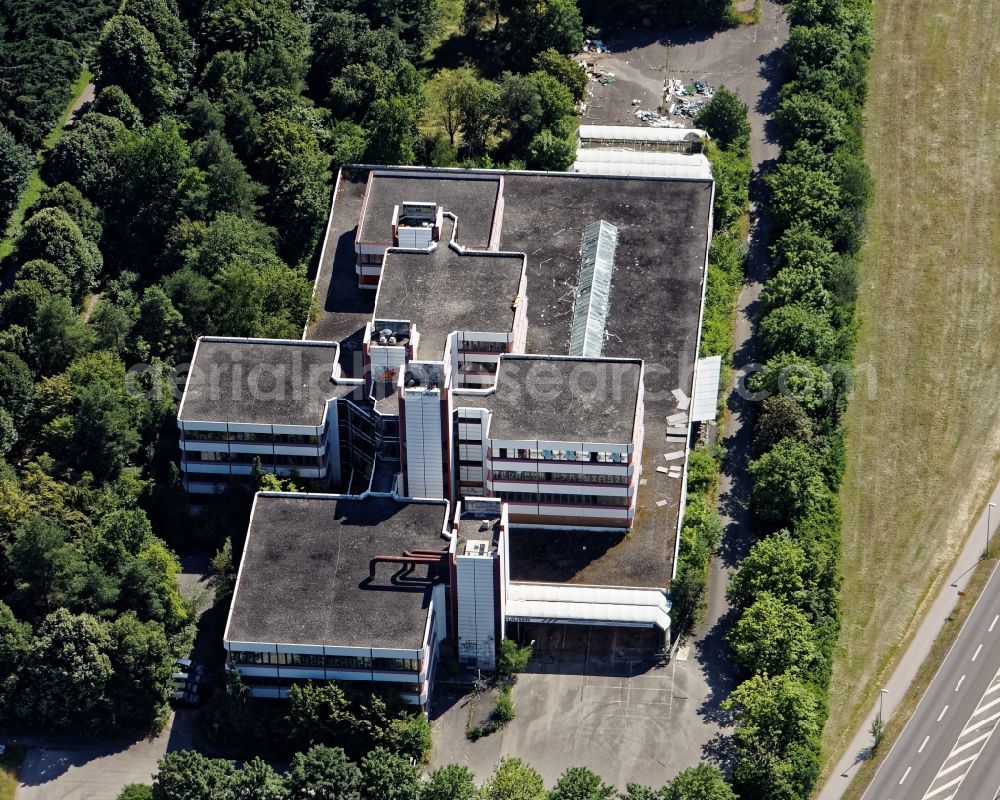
[13,207,102,302]
[661,765,736,800]
[481,758,547,800]
[32,295,95,376]
[70,379,142,481]
[152,751,236,800]
[15,608,114,729]
[94,15,177,120]
[285,745,363,800]
[359,747,419,800]
[549,766,615,799]
[106,612,173,728]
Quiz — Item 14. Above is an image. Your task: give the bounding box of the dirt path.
[818,0,1000,781]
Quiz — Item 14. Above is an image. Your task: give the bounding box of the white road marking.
[970,695,1000,718]
[936,753,979,778]
[924,774,964,798]
[990,614,999,632]
[920,667,1000,800]
[961,709,1000,735]
[949,730,992,756]
[956,675,966,691]
[920,735,930,753]
[900,767,912,785]
[973,644,983,661]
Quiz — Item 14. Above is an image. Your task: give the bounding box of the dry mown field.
[821,0,1000,770]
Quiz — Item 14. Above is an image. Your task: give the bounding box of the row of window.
[189,451,323,467]
[240,675,423,695]
[184,430,321,445]
[458,361,499,374]
[458,340,508,353]
[494,449,626,463]
[230,651,421,671]
[496,491,630,508]
[492,470,628,485]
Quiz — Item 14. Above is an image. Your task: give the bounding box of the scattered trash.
[631,98,640,105]
[583,38,608,53]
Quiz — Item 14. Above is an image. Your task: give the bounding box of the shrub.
[117,786,153,800]
[497,638,532,676]
[686,446,721,495]
[492,686,515,726]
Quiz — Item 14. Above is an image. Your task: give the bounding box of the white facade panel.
[227,423,273,434]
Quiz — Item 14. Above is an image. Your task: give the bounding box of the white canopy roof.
[505,582,670,631]
[691,355,723,422]
[578,124,709,143]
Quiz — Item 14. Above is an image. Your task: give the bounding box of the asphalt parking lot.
[581,0,789,168]
[429,625,720,788]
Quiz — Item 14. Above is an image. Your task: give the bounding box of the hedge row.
[722,0,874,796]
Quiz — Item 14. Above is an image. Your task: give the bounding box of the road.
[819,482,1000,800]
[861,553,1000,800]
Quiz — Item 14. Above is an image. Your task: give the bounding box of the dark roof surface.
[226,495,449,650]
[307,170,375,379]
[180,339,339,426]
[507,525,671,589]
[375,218,524,360]
[456,356,641,442]
[309,167,713,563]
[359,172,501,247]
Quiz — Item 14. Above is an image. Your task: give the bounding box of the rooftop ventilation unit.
[568,220,619,358]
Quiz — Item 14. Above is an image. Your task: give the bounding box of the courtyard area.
[429,625,722,788]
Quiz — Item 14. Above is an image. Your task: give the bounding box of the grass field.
[821,0,1000,773]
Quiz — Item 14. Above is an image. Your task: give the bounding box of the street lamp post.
[987,502,997,559]
[879,688,889,720]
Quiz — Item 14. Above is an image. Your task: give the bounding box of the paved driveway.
[582,0,789,168]
[429,625,720,789]
[16,711,195,800]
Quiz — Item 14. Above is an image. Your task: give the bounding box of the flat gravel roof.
[507,525,670,589]
[376,219,524,360]
[226,495,450,650]
[309,168,713,571]
[180,339,340,426]
[359,172,501,248]
[457,356,641,443]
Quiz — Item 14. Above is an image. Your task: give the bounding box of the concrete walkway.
[816,480,1000,800]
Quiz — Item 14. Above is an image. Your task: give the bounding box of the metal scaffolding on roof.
[569,220,619,358]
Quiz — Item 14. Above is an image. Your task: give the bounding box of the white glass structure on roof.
[569,220,619,357]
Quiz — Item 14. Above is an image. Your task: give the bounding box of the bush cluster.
[723,0,873,795]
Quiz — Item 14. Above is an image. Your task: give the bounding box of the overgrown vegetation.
[720,0,874,794]
[670,88,751,636]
